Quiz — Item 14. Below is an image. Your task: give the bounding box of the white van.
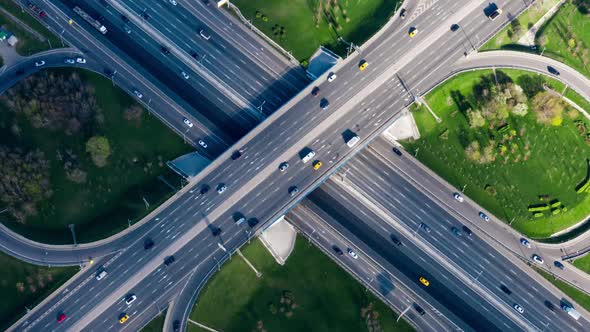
[347,135,360,148]
[96,269,107,281]
[302,151,316,163]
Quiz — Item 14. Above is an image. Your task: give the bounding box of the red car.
[57,313,66,323]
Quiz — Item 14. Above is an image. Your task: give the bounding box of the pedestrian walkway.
[517,0,566,47]
[259,217,297,265]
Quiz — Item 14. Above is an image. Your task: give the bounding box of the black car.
[320,98,330,109]
[15,68,24,76]
[143,238,154,250]
[390,234,402,246]
[311,86,320,96]
[462,225,473,236]
[211,227,222,237]
[500,284,512,295]
[121,15,130,23]
[100,0,110,8]
[231,149,243,160]
[544,300,555,311]
[554,260,565,270]
[200,184,210,195]
[161,46,170,55]
[420,223,431,233]
[189,50,198,59]
[547,66,560,76]
[392,147,403,156]
[450,24,460,31]
[333,246,344,256]
[173,320,180,332]
[413,303,425,316]
[141,11,150,20]
[164,256,175,266]
[247,218,259,227]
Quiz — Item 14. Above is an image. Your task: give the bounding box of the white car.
[327,72,337,82]
[347,248,358,259]
[217,184,227,194]
[133,90,143,99]
[34,60,45,67]
[532,254,544,264]
[76,57,86,64]
[64,58,75,64]
[183,117,193,128]
[169,0,177,5]
[520,238,531,248]
[95,269,107,281]
[513,304,524,314]
[181,71,190,80]
[478,212,490,222]
[125,294,137,305]
[198,139,207,148]
[453,193,464,202]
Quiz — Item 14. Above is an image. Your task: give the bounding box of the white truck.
[562,303,581,320]
[73,6,107,35]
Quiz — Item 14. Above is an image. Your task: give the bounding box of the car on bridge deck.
[119,313,129,324]
[327,72,337,82]
[419,277,430,286]
[359,60,368,71]
[57,313,66,323]
[311,86,320,96]
[409,27,418,38]
[313,160,323,170]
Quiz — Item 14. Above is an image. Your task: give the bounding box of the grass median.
[402,69,590,239]
[481,0,560,51]
[535,1,590,79]
[188,235,413,332]
[230,0,401,62]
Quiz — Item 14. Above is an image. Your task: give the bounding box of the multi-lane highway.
[300,136,590,331]
[8,1,541,331]
[9,0,589,331]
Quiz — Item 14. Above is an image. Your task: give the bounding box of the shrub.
[255,10,262,19]
[485,184,497,196]
[552,208,561,215]
[528,204,550,212]
[550,200,562,208]
[534,212,544,218]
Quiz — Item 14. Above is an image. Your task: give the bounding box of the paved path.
[517,0,566,47]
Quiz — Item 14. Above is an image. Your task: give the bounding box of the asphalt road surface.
[306,137,590,331]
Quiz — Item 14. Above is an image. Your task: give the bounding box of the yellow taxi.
[419,277,430,286]
[313,160,323,170]
[409,27,418,38]
[359,60,368,71]
[119,314,129,324]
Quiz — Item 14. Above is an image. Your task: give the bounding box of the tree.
[86,136,111,167]
[516,75,545,98]
[532,92,565,126]
[0,146,52,223]
[467,109,486,128]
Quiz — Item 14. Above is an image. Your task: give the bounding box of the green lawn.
[536,268,590,312]
[140,311,166,332]
[0,69,192,244]
[0,252,77,330]
[573,254,590,274]
[402,69,590,239]
[0,0,61,55]
[535,1,590,79]
[189,236,414,332]
[230,0,400,62]
[481,0,560,51]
